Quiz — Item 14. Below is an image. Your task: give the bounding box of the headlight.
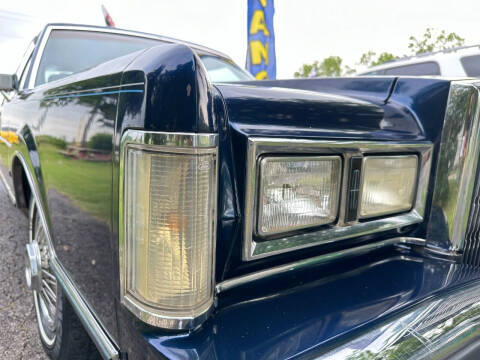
[359,155,418,219]
[257,156,342,236]
[122,135,217,329]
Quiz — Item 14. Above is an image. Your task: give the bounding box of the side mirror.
[0,74,18,91]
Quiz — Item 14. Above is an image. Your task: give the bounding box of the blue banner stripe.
[247,0,276,80]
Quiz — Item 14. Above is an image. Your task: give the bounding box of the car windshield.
[34,29,251,87]
[461,55,480,77]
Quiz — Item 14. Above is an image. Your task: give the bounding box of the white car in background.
[358,45,480,77]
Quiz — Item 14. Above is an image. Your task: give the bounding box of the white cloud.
[1,0,479,77]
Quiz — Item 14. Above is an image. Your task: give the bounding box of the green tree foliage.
[87,133,113,151]
[408,27,465,54]
[294,28,465,77]
[359,51,375,67]
[294,56,350,78]
[320,56,343,76]
[373,52,397,66]
[359,51,397,67]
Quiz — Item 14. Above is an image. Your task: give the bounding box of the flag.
[246,0,276,80]
[102,5,115,27]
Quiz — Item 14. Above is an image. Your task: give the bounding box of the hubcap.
[28,199,58,347]
[25,241,42,291]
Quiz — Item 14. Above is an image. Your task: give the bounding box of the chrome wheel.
[28,199,58,347]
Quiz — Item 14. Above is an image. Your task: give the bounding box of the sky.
[1,0,480,78]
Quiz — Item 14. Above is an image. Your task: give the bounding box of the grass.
[39,142,111,222]
[0,142,8,168]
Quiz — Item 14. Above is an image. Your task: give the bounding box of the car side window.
[34,30,160,87]
[460,55,480,77]
[383,62,441,76]
[361,70,386,76]
[200,56,253,82]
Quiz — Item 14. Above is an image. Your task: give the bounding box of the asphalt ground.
[0,181,47,359]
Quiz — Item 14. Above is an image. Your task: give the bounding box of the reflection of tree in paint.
[39,77,117,148]
[435,86,475,208]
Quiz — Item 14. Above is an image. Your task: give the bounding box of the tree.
[88,133,113,151]
[359,51,397,67]
[293,27,465,77]
[359,51,375,67]
[294,56,352,78]
[408,27,464,54]
[372,52,397,66]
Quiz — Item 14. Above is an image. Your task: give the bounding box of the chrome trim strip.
[43,82,145,98]
[428,80,480,252]
[41,24,232,59]
[121,295,213,331]
[463,163,480,265]
[15,40,35,81]
[216,237,425,293]
[15,40,35,87]
[121,130,218,148]
[424,244,463,261]
[119,130,218,330]
[251,211,425,259]
[243,138,433,261]
[14,152,56,257]
[14,152,119,360]
[27,25,51,89]
[50,258,119,360]
[43,89,143,101]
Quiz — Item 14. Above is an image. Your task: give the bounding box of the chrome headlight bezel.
[243,138,432,261]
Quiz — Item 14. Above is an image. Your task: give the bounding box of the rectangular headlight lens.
[124,145,217,319]
[257,156,341,236]
[359,155,418,219]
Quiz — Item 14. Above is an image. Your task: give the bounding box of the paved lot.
[0,182,47,359]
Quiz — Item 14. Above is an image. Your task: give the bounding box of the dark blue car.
[1,23,480,360]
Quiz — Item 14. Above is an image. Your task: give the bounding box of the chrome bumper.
[317,280,480,360]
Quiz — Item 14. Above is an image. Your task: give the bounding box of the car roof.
[358,44,480,75]
[43,23,233,61]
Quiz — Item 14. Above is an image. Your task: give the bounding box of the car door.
[2,27,149,344]
[29,28,125,342]
[13,25,167,344]
[0,43,34,199]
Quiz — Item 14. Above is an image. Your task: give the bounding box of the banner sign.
[246,0,276,80]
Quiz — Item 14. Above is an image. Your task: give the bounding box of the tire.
[27,195,102,360]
